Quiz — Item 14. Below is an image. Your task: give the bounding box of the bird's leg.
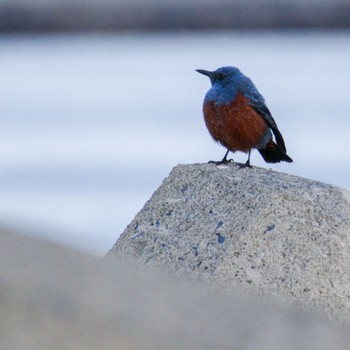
[221,150,232,164]
[209,149,233,165]
[239,149,252,168]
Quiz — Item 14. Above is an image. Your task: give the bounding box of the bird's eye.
[217,73,225,80]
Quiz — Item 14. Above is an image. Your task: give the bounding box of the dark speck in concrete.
[181,184,189,193]
[217,234,225,244]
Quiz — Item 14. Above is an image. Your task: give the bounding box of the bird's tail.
[258,140,293,163]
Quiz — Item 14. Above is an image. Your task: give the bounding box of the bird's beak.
[196,69,213,78]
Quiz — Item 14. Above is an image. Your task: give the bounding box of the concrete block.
[109,163,350,320]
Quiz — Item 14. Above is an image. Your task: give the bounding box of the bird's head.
[196,66,242,88]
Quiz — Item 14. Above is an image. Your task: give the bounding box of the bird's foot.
[208,158,233,165]
[208,150,233,165]
[239,160,252,169]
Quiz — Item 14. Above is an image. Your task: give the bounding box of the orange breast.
[203,93,269,152]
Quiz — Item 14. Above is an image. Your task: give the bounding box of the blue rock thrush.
[197,66,293,166]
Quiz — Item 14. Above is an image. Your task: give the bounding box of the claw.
[239,161,252,169]
[208,150,233,165]
[238,150,252,168]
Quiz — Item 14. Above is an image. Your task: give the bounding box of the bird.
[197,66,293,167]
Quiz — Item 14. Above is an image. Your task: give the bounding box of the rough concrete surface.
[2,228,350,350]
[109,163,350,320]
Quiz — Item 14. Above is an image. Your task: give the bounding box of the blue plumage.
[199,67,265,107]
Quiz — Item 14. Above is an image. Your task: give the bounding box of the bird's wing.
[240,78,287,153]
[249,101,287,154]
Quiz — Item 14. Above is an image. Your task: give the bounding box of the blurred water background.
[1,1,350,255]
